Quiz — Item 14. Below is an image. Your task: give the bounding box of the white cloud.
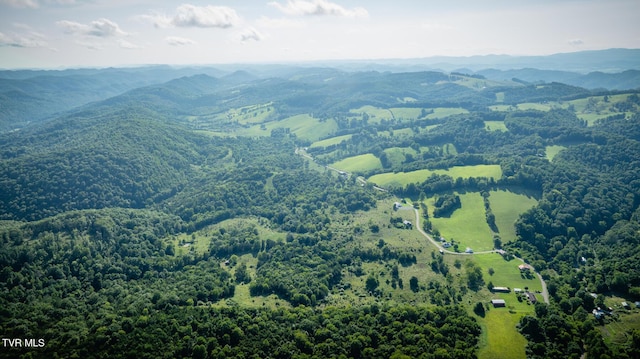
[268,0,368,18]
[256,16,305,29]
[142,4,240,29]
[0,30,46,47]
[0,0,38,8]
[568,38,584,46]
[166,36,196,46]
[57,18,127,37]
[1,0,90,8]
[118,39,141,50]
[239,27,264,42]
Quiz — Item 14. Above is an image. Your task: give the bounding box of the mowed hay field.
[477,310,528,359]
[309,134,352,148]
[237,114,338,142]
[428,192,495,251]
[545,145,566,161]
[488,190,538,242]
[368,164,502,188]
[330,153,382,172]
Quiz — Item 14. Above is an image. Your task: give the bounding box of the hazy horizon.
[1,0,639,69]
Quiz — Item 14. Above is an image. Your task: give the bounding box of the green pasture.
[368,164,502,188]
[428,192,494,251]
[489,189,538,242]
[425,107,469,119]
[495,92,505,103]
[443,143,458,155]
[545,145,566,161]
[517,103,552,111]
[233,103,275,124]
[484,121,508,132]
[237,114,338,142]
[472,253,542,293]
[476,310,528,359]
[489,103,551,112]
[331,153,382,172]
[599,295,640,345]
[563,94,637,126]
[383,147,419,167]
[310,134,352,148]
[349,105,468,122]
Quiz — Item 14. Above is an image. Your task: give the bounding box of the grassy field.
[330,153,382,172]
[349,105,468,122]
[236,114,338,142]
[484,121,508,132]
[489,189,539,242]
[426,107,469,119]
[383,147,419,167]
[477,310,528,359]
[472,253,542,293]
[545,145,566,161]
[309,134,352,148]
[368,164,502,188]
[428,192,495,251]
[599,295,640,346]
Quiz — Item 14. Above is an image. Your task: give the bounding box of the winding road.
[297,147,550,304]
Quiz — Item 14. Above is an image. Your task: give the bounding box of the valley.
[1,58,640,359]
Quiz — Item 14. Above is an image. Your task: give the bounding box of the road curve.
[295,147,549,304]
[411,208,549,304]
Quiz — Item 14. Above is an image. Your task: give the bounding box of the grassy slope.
[545,145,566,161]
[309,134,353,148]
[428,192,495,251]
[484,121,508,132]
[489,189,539,242]
[330,153,383,172]
[368,164,502,188]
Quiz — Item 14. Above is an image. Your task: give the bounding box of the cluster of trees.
[433,194,462,218]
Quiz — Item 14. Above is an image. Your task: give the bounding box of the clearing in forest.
[368,164,502,188]
[428,192,494,251]
[488,189,539,242]
[330,153,383,172]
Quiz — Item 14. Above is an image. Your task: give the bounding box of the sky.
[1,0,639,69]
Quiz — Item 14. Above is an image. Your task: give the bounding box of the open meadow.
[368,164,502,188]
[489,189,539,242]
[330,153,383,172]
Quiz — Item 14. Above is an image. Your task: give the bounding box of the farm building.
[526,292,537,304]
[491,299,506,307]
[514,288,522,294]
[518,263,533,271]
[403,220,412,229]
[622,302,631,310]
[492,287,510,293]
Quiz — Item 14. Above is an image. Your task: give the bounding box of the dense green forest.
[1,65,640,358]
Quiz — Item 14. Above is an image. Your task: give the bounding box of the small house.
[491,299,506,307]
[518,264,533,271]
[465,247,473,254]
[442,242,452,248]
[403,220,412,229]
[526,292,537,304]
[622,302,631,310]
[393,202,402,210]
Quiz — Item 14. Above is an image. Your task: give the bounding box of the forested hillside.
[1,65,640,358]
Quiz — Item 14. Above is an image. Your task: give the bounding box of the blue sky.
[1,0,639,69]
